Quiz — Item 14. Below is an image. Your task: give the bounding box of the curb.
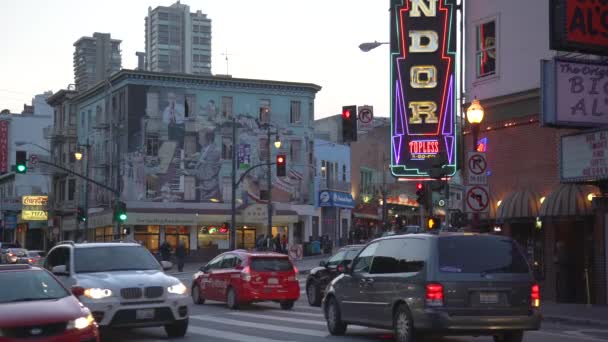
[543,315,608,328]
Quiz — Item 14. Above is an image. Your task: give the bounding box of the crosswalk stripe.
[188,326,294,342]
[191,315,328,337]
[263,310,323,318]
[229,311,325,326]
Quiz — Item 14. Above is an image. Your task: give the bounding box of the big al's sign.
[390,0,458,178]
[550,0,608,56]
[0,120,8,174]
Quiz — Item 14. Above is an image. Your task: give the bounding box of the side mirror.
[51,265,68,276]
[71,286,85,297]
[319,260,327,267]
[161,261,173,271]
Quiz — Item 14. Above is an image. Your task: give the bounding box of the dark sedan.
[305,245,363,306]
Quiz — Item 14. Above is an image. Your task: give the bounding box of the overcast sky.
[0,0,389,119]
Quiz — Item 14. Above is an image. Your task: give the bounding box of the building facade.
[0,92,54,249]
[145,1,212,75]
[313,138,352,247]
[464,0,606,304]
[64,70,319,260]
[73,33,122,92]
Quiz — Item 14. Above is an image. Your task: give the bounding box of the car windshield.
[74,246,161,273]
[28,251,45,257]
[250,257,293,272]
[344,249,362,261]
[438,236,530,274]
[8,249,27,256]
[327,250,347,265]
[0,270,70,304]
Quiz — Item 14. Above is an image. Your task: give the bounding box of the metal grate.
[145,286,164,298]
[120,287,143,299]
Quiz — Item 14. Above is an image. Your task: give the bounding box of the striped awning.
[539,184,599,218]
[496,189,540,220]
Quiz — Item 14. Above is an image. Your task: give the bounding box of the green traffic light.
[16,164,26,172]
[119,213,127,221]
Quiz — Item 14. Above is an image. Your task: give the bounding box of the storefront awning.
[539,184,599,218]
[496,189,540,220]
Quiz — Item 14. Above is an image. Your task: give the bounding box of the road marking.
[190,315,328,337]
[264,310,323,318]
[530,330,608,342]
[188,326,294,342]
[229,311,325,325]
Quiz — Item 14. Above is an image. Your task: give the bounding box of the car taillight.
[28,258,34,263]
[531,284,540,308]
[241,266,251,281]
[426,283,444,307]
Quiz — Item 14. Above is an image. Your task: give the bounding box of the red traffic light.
[277,156,285,164]
[416,183,423,190]
[342,109,351,119]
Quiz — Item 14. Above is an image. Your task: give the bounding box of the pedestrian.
[273,234,281,253]
[281,234,288,254]
[160,241,172,262]
[175,242,187,272]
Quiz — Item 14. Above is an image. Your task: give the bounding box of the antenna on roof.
[221,49,233,76]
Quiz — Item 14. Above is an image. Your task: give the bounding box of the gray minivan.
[323,233,541,342]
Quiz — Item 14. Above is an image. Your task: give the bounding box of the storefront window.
[164,225,190,252]
[135,225,160,253]
[198,225,229,249]
[94,226,124,242]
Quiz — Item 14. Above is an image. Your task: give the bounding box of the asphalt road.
[100,272,608,342]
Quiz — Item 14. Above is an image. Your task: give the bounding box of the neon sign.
[390,0,459,178]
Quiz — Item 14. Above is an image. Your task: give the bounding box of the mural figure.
[162,92,185,145]
[195,127,222,201]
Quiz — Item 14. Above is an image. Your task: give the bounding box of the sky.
[0,0,390,119]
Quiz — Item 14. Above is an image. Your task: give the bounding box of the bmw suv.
[44,241,190,338]
[323,233,541,342]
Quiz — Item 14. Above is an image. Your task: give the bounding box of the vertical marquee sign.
[390,0,458,178]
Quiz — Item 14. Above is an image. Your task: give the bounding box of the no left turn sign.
[465,185,489,213]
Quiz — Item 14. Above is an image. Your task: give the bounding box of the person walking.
[160,241,172,262]
[281,234,288,254]
[175,242,187,272]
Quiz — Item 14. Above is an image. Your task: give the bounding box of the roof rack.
[57,240,75,246]
[111,238,141,244]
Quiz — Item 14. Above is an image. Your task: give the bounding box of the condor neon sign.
[390,0,459,178]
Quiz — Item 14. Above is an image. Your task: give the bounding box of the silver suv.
[44,241,190,338]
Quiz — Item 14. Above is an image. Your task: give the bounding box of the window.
[146,134,160,156]
[476,19,497,78]
[73,246,161,273]
[221,254,237,269]
[221,137,233,160]
[309,102,314,124]
[342,165,347,182]
[321,160,326,178]
[44,247,70,272]
[290,101,301,124]
[68,179,76,201]
[438,236,530,274]
[290,140,302,163]
[158,12,169,20]
[352,242,379,274]
[206,256,224,270]
[259,99,271,123]
[221,96,233,118]
[360,169,373,194]
[308,141,314,165]
[370,238,427,274]
[250,257,292,272]
[80,111,85,129]
[59,180,66,201]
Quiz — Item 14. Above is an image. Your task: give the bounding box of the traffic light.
[15,151,27,174]
[427,216,440,231]
[416,183,426,205]
[114,201,127,223]
[341,105,357,143]
[276,154,286,177]
[77,207,87,222]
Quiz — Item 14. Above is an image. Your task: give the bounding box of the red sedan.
[191,251,299,310]
[0,264,99,342]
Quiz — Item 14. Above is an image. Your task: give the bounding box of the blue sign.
[4,215,17,230]
[238,144,251,169]
[318,190,354,209]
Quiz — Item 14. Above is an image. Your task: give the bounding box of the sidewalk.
[542,301,608,328]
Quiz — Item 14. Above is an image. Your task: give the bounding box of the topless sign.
[390,0,458,178]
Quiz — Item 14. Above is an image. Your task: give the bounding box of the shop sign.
[241,204,268,224]
[561,128,608,182]
[550,0,608,56]
[4,215,17,229]
[390,0,459,178]
[128,213,198,226]
[0,198,22,211]
[22,196,48,207]
[22,210,48,221]
[542,58,608,127]
[0,120,8,173]
[318,191,354,209]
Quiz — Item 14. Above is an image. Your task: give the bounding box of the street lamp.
[274,136,282,149]
[466,97,485,151]
[74,150,83,161]
[359,41,389,52]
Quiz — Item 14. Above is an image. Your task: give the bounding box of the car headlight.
[67,314,95,330]
[167,282,187,295]
[83,288,113,299]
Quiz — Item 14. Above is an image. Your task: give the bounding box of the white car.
[44,241,190,338]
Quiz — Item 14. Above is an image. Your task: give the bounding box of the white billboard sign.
[561,129,608,182]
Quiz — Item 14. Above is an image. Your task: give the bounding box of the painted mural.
[120,85,307,204]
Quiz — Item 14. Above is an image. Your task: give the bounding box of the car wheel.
[164,318,188,338]
[280,300,295,310]
[494,331,524,342]
[191,284,205,305]
[325,296,347,335]
[226,287,239,310]
[393,304,414,342]
[307,281,322,306]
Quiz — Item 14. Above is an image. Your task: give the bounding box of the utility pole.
[266,128,272,237]
[83,139,90,240]
[230,117,237,250]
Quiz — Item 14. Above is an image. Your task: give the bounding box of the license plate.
[135,309,155,320]
[479,292,499,304]
[268,278,278,285]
